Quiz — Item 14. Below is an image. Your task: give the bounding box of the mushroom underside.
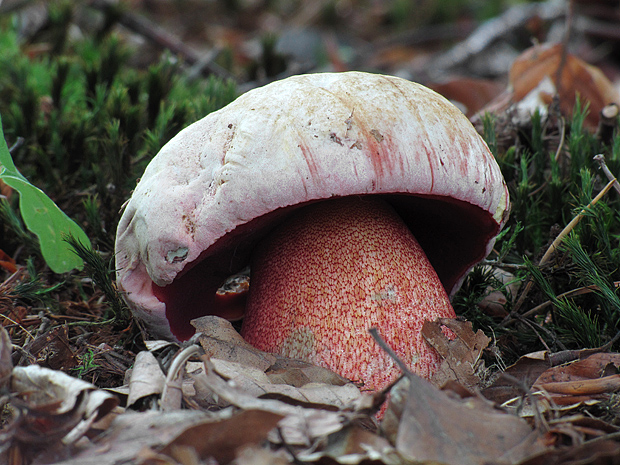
[242,196,458,389]
[152,193,499,342]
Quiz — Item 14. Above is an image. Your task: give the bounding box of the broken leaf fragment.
[422,318,491,389]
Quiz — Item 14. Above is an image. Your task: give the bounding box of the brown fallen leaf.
[430,77,505,116]
[299,424,401,464]
[2,363,119,463]
[532,353,620,406]
[206,357,361,409]
[266,356,350,387]
[478,43,620,130]
[126,350,166,410]
[422,318,491,389]
[477,266,520,318]
[391,374,545,465]
[482,351,553,405]
[192,357,351,450]
[159,409,283,464]
[193,315,276,371]
[35,410,221,465]
[190,315,359,411]
[517,437,620,465]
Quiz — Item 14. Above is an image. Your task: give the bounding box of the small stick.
[554,116,566,162]
[369,327,412,377]
[594,154,620,196]
[595,104,619,145]
[88,0,235,81]
[511,176,617,316]
[520,281,620,319]
[161,344,201,410]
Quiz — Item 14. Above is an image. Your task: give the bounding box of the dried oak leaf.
[422,318,491,389]
[201,356,361,411]
[1,362,118,464]
[158,409,283,464]
[126,350,166,409]
[193,315,276,371]
[479,43,620,130]
[482,350,552,405]
[299,424,401,464]
[430,77,505,116]
[389,374,546,465]
[34,410,228,465]
[192,357,351,449]
[196,314,350,387]
[511,43,620,129]
[532,352,620,406]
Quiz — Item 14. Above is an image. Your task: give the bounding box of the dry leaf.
[532,353,620,406]
[430,77,504,116]
[482,351,551,405]
[126,350,166,409]
[477,267,520,318]
[266,357,350,387]
[299,425,401,464]
[2,364,118,463]
[193,315,276,371]
[192,357,351,449]
[391,374,545,465]
[423,318,491,389]
[511,43,620,128]
[159,409,283,464]
[479,43,620,129]
[35,410,219,465]
[518,437,620,465]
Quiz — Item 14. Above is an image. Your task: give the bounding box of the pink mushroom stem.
[241,196,456,390]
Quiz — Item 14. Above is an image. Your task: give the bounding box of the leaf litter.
[5,309,620,464]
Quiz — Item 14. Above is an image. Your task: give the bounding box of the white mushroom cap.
[115,71,510,340]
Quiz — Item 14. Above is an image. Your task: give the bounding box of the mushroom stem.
[241,196,456,390]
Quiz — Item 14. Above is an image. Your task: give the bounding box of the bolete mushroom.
[115,72,509,391]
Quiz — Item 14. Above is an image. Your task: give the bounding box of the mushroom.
[115,72,510,391]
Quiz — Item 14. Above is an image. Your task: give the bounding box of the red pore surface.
[241,196,456,390]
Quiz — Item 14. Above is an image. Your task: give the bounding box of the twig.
[8,137,24,154]
[88,0,235,82]
[519,281,620,321]
[510,175,617,316]
[369,327,412,377]
[161,344,201,410]
[430,0,565,73]
[0,313,34,339]
[594,154,620,195]
[554,116,566,162]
